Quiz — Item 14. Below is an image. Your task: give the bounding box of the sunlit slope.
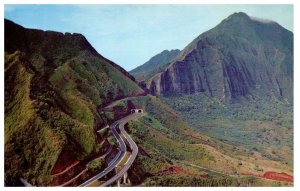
[4,19,143,186]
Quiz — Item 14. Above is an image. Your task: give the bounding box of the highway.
[102,95,146,110]
[79,113,142,187]
[78,121,123,186]
[19,96,143,187]
[100,113,141,187]
[103,97,136,110]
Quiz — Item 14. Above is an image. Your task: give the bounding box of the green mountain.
[130,49,180,82]
[144,12,293,103]
[129,12,293,185]
[4,19,144,185]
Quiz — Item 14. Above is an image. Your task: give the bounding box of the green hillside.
[109,96,292,186]
[4,19,143,186]
[162,93,293,164]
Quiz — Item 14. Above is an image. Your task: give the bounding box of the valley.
[122,96,293,186]
[4,10,293,187]
[161,93,293,163]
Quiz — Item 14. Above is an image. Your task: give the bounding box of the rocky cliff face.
[146,12,293,102]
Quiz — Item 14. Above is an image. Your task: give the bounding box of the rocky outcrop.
[146,12,293,102]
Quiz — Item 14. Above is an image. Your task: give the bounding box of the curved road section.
[100,113,141,187]
[79,112,142,187]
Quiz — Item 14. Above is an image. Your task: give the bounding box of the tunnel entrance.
[131,109,143,113]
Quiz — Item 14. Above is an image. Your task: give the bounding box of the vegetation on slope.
[161,93,293,164]
[5,52,64,185]
[112,96,291,186]
[142,174,255,187]
[87,158,106,172]
[4,19,143,186]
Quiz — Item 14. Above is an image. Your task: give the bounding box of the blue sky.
[4,4,293,71]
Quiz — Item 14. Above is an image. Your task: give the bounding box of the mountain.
[4,19,144,185]
[144,12,293,102]
[133,13,293,184]
[130,49,180,82]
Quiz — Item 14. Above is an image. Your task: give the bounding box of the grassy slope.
[5,52,64,184]
[4,20,144,186]
[114,96,291,186]
[161,93,293,164]
[140,174,282,187]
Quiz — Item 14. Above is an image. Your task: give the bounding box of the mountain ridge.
[143,12,293,102]
[130,49,180,82]
[4,18,144,185]
[5,19,137,83]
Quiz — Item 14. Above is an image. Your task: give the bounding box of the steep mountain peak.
[218,12,285,35]
[225,12,251,21]
[222,12,281,27]
[143,13,293,102]
[222,12,276,26]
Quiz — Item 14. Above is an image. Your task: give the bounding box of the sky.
[4,4,293,71]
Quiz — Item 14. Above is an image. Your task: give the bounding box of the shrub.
[87,158,106,172]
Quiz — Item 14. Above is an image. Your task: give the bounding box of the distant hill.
[130,49,180,82]
[4,19,144,185]
[144,12,293,103]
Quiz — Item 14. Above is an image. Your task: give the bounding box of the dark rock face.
[146,12,293,102]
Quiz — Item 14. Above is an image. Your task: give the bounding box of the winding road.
[100,113,141,187]
[79,112,142,187]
